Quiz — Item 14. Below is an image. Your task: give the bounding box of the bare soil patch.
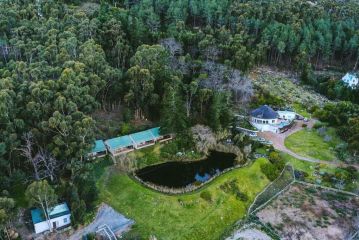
[226,227,271,240]
[256,184,359,240]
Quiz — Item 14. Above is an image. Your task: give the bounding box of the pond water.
[135,151,236,188]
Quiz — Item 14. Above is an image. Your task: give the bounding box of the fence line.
[348,230,359,240]
[247,164,295,215]
[251,181,294,215]
[248,163,358,216]
[294,180,359,197]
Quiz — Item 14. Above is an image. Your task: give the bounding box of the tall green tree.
[161,77,187,133]
[25,180,57,232]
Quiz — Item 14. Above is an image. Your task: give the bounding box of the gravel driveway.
[69,203,134,240]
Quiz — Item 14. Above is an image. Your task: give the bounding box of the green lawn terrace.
[284,127,342,161]
[89,127,173,157]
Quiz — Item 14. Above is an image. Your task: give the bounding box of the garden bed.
[256,183,359,240]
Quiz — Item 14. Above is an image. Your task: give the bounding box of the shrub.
[294,170,309,180]
[302,123,307,128]
[200,191,212,202]
[260,163,279,181]
[313,121,328,129]
[219,180,248,201]
[85,233,96,240]
[235,191,248,202]
[268,151,280,163]
[268,151,285,171]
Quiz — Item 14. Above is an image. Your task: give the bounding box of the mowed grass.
[284,128,341,161]
[98,158,270,240]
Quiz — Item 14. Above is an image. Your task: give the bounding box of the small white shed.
[31,202,71,234]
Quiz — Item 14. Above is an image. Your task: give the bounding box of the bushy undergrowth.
[220,179,248,201]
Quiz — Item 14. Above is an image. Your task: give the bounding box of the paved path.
[258,120,359,169]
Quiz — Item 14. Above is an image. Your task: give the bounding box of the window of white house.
[64,218,67,223]
[272,120,275,123]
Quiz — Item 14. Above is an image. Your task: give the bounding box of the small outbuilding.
[31,202,71,234]
[342,72,358,89]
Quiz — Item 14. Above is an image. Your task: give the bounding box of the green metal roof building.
[88,140,107,158]
[31,202,71,234]
[93,127,173,156]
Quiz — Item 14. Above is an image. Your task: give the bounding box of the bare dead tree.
[200,61,253,104]
[36,149,58,182]
[191,125,217,154]
[201,61,227,91]
[202,46,221,61]
[159,38,190,75]
[159,38,183,56]
[19,132,40,180]
[19,132,58,182]
[228,69,253,104]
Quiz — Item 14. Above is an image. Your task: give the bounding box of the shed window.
[64,218,67,223]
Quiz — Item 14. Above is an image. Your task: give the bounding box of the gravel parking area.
[69,203,134,240]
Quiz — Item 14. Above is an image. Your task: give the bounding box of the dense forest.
[0,0,358,234]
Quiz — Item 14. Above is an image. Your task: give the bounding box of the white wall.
[251,122,279,133]
[251,117,278,125]
[34,214,71,234]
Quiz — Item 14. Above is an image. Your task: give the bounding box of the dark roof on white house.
[251,105,279,119]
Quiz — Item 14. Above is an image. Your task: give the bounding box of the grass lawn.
[284,128,341,161]
[98,158,270,240]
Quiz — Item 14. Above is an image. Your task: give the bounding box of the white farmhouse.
[341,72,358,89]
[31,202,71,234]
[250,105,296,133]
